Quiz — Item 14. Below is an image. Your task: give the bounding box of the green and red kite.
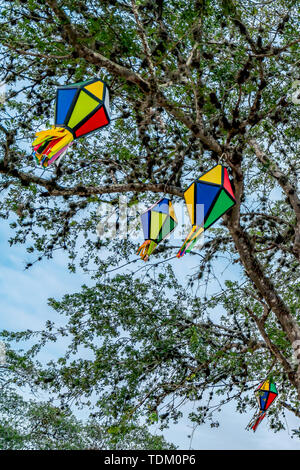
[247,380,278,432]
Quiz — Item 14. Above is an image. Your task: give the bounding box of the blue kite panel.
[259,391,269,411]
[56,88,77,125]
[155,198,170,215]
[141,211,151,239]
[195,182,220,226]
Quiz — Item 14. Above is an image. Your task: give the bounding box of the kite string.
[283,411,290,436]
[220,152,228,165]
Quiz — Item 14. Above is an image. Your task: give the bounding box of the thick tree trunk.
[227,213,300,400]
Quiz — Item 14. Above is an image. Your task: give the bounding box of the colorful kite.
[177,164,236,257]
[137,198,178,261]
[246,380,278,432]
[32,78,110,168]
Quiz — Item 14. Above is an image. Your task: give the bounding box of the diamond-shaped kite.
[247,380,278,432]
[177,164,236,257]
[137,198,178,261]
[32,78,110,168]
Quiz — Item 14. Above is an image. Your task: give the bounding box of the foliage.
[0,386,175,450]
[0,0,299,440]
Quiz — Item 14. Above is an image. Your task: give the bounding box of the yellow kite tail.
[137,240,158,261]
[176,226,204,258]
[32,127,73,168]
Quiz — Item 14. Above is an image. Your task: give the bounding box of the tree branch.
[250,139,300,260]
[0,160,183,198]
[246,307,296,385]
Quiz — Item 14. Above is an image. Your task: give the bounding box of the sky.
[0,2,299,451]
[1,216,300,450]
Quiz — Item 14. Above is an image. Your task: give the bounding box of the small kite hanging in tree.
[137,198,178,261]
[32,78,110,168]
[246,380,278,432]
[177,164,236,258]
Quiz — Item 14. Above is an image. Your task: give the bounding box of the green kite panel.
[68,91,99,128]
[204,189,234,228]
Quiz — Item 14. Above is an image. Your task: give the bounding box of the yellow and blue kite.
[137,198,177,261]
[177,164,236,257]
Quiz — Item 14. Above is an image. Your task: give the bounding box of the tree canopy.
[0,0,299,445]
[0,387,175,450]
